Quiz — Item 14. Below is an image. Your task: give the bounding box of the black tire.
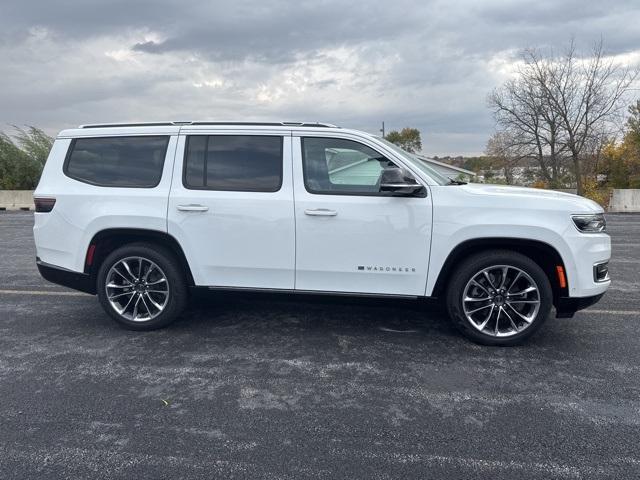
[96,243,187,330]
[445,250,552,346]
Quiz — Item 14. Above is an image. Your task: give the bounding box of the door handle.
[304,208,337,217]
[177,204,209,212]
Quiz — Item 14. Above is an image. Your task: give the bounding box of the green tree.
[600,100,640,188]
[627,100,640,145]
[385,127,422,153]
[0,126,53,189]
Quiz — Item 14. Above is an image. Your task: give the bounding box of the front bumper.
[555,227,609,317]
[555,293,605,318]
[36,258,96,294]
[564,230,610,297]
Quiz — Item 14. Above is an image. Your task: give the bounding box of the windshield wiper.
[447,179,467,185]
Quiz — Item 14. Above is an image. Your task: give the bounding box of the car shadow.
[174,289,457,338]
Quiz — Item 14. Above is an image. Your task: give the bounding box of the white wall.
[609,189,640,213]
[0,190,34,210]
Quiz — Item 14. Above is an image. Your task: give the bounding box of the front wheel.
[446,250,553,346]
[96,243,187,330]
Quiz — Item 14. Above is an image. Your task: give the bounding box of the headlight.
[572,214,606,233]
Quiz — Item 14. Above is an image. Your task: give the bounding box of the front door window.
[302,137,414,195]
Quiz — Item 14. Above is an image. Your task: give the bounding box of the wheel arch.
[84,228,195,287]
[431,237,569,304]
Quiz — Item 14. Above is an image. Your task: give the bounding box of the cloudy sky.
[1,0,639,155]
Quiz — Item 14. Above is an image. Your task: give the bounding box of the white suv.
[33,121,610,345]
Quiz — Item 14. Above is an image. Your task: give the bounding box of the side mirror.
[379,167,425,196]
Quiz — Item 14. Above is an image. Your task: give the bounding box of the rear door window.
[64,136,169,187]
[183,135,283,192]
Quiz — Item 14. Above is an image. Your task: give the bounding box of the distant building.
[481,166,542,186]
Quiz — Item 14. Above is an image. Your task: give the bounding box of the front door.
[168,131,295,289]
[292,134,432,296]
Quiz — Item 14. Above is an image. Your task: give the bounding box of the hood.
[460,183,604,213]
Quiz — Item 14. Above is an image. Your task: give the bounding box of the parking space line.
[580,309,640,316]
[0,289,88,297]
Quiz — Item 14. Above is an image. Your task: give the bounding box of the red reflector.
[556,266,567,289]
[86,244,96,266]
[34,197,56,213]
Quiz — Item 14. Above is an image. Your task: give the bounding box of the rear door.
[168,129,295,289]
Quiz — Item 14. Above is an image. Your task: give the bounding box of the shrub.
[582,178,611,208]
[0,127,53,190]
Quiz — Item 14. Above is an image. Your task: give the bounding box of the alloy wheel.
[105,256,170,322]
[462,265,541,338]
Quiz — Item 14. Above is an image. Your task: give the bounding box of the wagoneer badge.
[357,266,416,273]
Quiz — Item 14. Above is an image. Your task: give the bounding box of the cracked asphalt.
[0,211,639,479]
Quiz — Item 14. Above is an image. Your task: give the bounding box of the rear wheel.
[96,243,187,330]
[446,250,553,346]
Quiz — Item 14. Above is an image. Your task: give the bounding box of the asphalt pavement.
[0,212,639,479]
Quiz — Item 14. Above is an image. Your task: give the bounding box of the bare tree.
[489,62,566,187]
[488,83,535,177]
[524,40,637,194]
[485,130,528,184]
[489,39,637,194]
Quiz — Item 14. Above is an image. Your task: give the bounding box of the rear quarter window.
[64,136,169,188]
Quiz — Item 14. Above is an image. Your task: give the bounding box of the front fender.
[426,223,576,297]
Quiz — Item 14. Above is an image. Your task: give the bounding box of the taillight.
[34,197,56,213]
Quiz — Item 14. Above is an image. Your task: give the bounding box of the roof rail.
[79,121,339,129]
[79,122,183,128]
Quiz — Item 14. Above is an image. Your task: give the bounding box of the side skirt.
[193,285,421,300]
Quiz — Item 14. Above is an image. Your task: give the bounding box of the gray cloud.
[127,1,433,63]
[1,0,639,155]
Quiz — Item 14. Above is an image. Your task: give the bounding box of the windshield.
[376,137,453,186]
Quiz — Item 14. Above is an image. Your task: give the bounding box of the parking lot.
[0,211,638,479]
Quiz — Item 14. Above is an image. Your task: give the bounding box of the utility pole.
[380,121,385,138]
